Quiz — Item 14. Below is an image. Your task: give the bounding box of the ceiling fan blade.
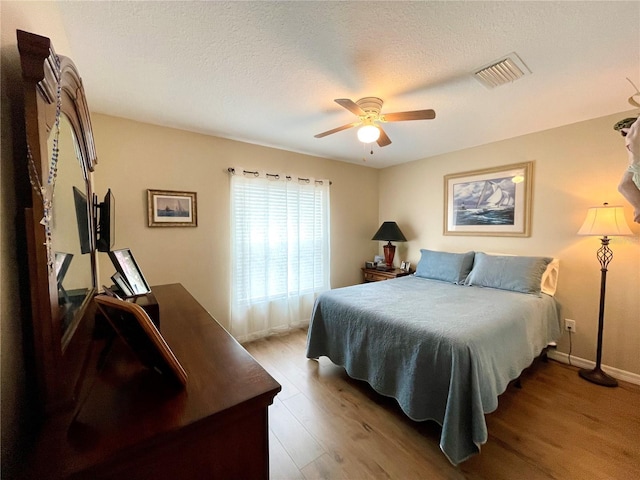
[335,98,366,116]
[383,109,436,122]
[376,126,392,147]
[314,122,359,138]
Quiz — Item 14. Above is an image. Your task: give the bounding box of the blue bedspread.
[306,275,560,464]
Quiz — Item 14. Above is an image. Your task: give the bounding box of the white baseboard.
[548,351,640,386]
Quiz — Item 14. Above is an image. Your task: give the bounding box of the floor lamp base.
[579,366,618,387]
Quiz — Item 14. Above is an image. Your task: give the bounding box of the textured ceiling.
[55,1,640,168]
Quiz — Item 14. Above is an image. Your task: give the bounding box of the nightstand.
[362,267,411,283]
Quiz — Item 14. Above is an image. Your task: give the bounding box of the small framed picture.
[54,252,73,284]
[108,248,151,296]
[111,272,134,298]
[400,261,407,271]
[404,262,411,272]
[147,189,197,227]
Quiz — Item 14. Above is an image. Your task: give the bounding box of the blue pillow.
[464,252,552,295]
[415,249,475,284]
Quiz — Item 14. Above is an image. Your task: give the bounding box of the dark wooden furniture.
[25,283,281,479]
[19,29,98,415]
[362,267,411,282]
[18,30,280,479]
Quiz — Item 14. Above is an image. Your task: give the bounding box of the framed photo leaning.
[111,271,134,297]
[444,161,533,237]
[108,248,151,296]
[94,295,187,387]
[147,189,197,227]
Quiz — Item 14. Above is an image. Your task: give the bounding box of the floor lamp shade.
[372,222,407,267]
[577,203,633,387]
[577,204,633,237]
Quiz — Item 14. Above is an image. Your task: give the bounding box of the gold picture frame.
[147,189,197,227]
[444,161,533,237]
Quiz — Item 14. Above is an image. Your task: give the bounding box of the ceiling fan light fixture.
[357,124,380,143]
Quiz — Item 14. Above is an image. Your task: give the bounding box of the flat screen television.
[72,186,91,254]
[96,189,115,252]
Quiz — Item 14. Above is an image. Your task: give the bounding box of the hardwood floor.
[244,328,640,480]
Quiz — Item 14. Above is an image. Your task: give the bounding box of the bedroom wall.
[91,113,380,331]
[378,111,640,377]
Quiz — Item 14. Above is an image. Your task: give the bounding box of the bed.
[306,250,561,465]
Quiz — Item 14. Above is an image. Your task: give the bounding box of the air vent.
[474,53,531,88]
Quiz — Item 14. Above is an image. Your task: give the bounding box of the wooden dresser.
[25,284,281,479]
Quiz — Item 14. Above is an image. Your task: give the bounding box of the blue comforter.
[306,275,560,464]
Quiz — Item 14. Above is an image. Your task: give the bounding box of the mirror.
[48,113,94,339]
[18,29,99,414]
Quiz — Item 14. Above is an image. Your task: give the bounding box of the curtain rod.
[227,167,331,185]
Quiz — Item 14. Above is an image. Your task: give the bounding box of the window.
[230,173,330,342]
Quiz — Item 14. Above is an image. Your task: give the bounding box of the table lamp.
[372,221,407,269]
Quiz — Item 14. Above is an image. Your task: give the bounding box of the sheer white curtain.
[230,171,330,342]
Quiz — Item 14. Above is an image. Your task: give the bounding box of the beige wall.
[379,111,640,376]
[91,114,380,331]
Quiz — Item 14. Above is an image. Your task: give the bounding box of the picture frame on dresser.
[111,271,134,297]
[108,248,152,296]
[94,295,187,387]
[444,161,533,237]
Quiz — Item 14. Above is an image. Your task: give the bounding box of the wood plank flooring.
[244,328,640,480]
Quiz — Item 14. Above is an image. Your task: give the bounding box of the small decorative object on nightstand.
[362,267,411,283]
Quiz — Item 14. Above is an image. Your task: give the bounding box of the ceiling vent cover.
[474,53,531,88]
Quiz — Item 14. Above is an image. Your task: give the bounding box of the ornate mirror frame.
[18,30,98,414]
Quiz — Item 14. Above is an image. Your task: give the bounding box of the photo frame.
[54,252,73,284]
[108,248,151,296]
[147,189,197,227]
[94,295,187,387]
[444,161,533,237]
[111,272,134,298]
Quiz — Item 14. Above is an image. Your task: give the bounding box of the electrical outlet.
[565,319,576,333]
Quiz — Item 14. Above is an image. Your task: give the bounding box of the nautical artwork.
[453,176,515,226]
[444,162,533,237]
[147,189,198,227]
[156,197,190,218]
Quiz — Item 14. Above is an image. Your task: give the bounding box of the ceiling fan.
[314,97,436,147]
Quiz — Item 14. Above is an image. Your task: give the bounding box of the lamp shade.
[372,222,407,242]
[577,203,633,237]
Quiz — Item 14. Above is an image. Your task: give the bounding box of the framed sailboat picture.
[444,161,533,237]
[147,189,197,227]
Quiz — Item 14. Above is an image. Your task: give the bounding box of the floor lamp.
[577,203,633,387]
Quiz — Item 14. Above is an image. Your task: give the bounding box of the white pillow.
[540,258,559,296]
[484,252,559,296]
